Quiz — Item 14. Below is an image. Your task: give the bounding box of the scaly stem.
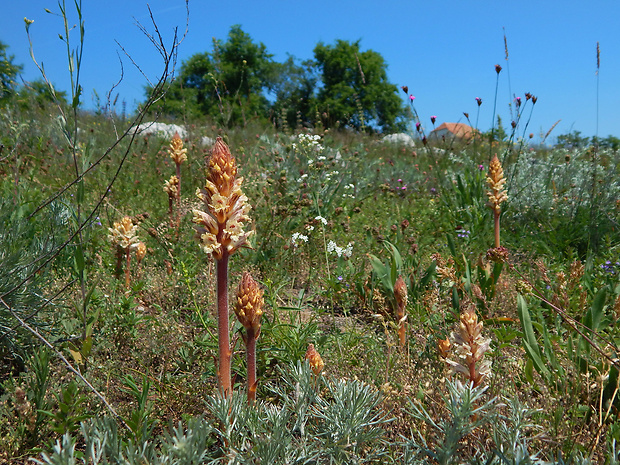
[175,162,182,233]
[125,250,131,290]
[246,327,257,404]
[216,250,232,397]
[494,210,501,248]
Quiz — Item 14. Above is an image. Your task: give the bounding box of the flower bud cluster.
[234,272,264,336]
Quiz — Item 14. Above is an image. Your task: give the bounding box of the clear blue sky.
[4,1,620,141]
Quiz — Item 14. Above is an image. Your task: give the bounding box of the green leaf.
[583,287,608,332]
[517,294,550,380]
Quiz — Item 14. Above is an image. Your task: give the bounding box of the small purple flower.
[476,97,482,106]
[416,122,422,132]
[397,179,402,183]
[430,115,437,124]
[478,164,484,171]
[409,95,415,101]
[337,275,343,282]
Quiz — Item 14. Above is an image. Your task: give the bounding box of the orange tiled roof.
[430,122,474,139]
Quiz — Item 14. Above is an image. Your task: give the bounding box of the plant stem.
[125,250,131,289]
[216,250,232,397]
[246,327,257,404]
[494,210,501,248]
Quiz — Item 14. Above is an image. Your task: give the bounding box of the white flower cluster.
[315,215,328,226]
[291,232,309,248]
[342,183,356,198]
[327,240,353,258]
[292,133,323,152]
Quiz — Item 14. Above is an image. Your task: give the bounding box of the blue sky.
[4,1,620,141]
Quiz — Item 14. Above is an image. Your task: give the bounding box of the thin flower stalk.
[394,275,408,350]
[234,272,263,404]
[193,137,254,397]
[486,154,508,248]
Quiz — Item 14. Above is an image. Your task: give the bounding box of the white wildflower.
[315,215,328,225]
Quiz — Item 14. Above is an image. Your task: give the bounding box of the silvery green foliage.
[31,362,389,465]
[403,380,497,465]
[312,377,391,463]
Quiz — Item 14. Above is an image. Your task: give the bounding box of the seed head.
[495,64,502,74]
[168,132,188,166]
[486,154,508,213]
[305,343,325,376]
[234,272,264,335]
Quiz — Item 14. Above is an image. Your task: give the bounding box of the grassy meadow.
[1,96,620,464]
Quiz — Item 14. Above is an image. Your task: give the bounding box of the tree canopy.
[313,40,406,132]
[0,41,23,102]
[146,28,407,132]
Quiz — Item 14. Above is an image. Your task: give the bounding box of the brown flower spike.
[193,138,253,260]
[108,216,140,288]
[446,304,491,387]
[192,138,254,397]
[306,343,325,376]
[486,154,508,248]
[235,272,264,404]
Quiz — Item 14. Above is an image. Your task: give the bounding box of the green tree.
[556,130,589,149]
[147,25,277,127]
[0,41,23,102]
[270,55,318,129]
[313,40,406,132]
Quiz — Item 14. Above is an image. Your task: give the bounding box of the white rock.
[382,133,415,147]
[130,122,187,139]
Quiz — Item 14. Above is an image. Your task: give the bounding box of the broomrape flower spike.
[446,303,491,387]
[192,137,254,397]
[108,216,140,289]
[305,343,325,376]
[486,154,508,248]
[167,133,187,233]
[234,272,264,404]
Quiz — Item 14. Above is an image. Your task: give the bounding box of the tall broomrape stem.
[486,154,508,248]
[193,137,254,398]
[216,251,232,396]
[234,272,264,404]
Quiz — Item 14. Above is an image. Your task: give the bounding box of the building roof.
[430,122,475,139]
